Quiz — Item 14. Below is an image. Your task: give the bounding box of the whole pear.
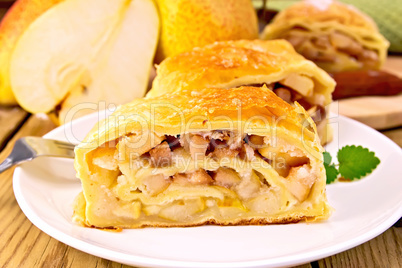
[155,0,258,62]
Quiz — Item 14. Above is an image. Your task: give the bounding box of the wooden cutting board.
[331,56,402,130]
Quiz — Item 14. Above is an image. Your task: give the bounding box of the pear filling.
[281,28,379,69]
[90,130,319,222]
[244,78,326,131]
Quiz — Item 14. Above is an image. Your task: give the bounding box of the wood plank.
[381,128,402,148]
[0,106,28,151]
[332,56,402,130]
[294,264,312,268]
[317,227,402,268]
[0,114,56,267]
[333,95,402,130]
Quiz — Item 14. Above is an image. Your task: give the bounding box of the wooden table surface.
[0,59,401,268]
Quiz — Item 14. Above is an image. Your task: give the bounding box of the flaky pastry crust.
[148,39,335,106]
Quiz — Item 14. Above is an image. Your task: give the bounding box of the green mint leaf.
[325,163,339,184]
[337,145,380,180]
[323,151,339,184]
[323,151,332,165]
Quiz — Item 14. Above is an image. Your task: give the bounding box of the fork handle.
[0,158,14,174]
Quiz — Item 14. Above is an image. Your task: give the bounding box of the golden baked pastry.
[261,0,389,73]
[147,39,335,144]
[73,86,331,228]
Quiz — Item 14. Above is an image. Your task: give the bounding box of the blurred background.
[253,0,402,53]
[1,0,400,52]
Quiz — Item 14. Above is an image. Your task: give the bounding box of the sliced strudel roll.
[147,39,335,144]
[261,0,389,73]
[73,86,331,229]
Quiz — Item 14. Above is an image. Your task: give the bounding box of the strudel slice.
[261,0,389,73]
[73,86,331,228]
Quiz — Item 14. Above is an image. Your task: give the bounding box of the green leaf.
[337,145,380,180]
[325,163,339,184]
[323,151,332,165]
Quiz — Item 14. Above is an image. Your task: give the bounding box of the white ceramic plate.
[13,111,402,268]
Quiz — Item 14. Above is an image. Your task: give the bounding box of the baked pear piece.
[147,39,335,144]
[73,86,331,229]
[261,0,389,73]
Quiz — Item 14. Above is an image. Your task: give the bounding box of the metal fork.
[0,136,76,174]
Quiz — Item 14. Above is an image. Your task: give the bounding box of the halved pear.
[0,0,64,105]
[10,0,159,123]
